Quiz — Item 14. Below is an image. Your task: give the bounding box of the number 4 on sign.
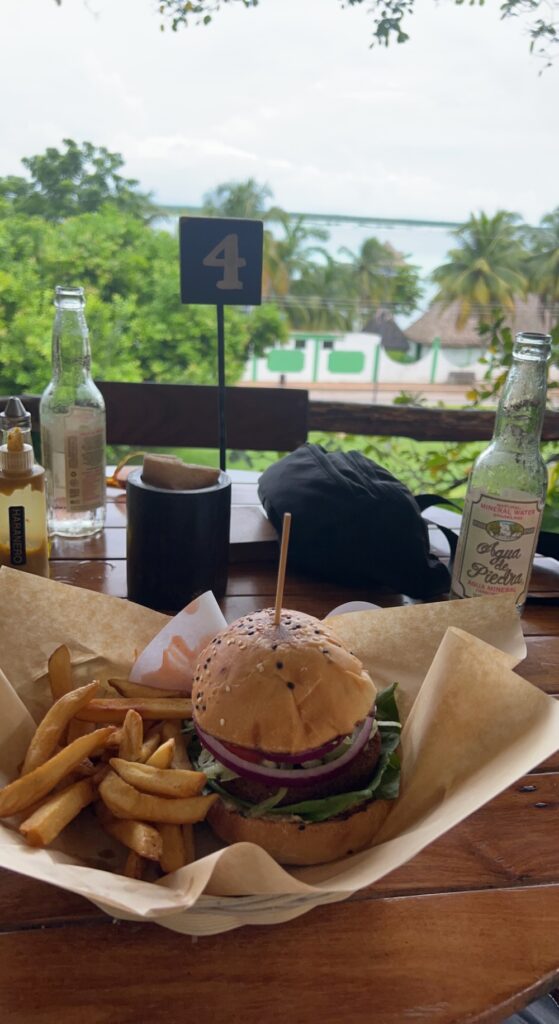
[203,234,246,291]
[179,216,262,306]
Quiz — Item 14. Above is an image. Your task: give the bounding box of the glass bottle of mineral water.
[40,286,106,537]
[450,331,551,609]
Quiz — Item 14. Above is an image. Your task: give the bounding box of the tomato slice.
[221,741,264,764]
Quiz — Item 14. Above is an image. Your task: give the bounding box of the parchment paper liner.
[0,567,557,936]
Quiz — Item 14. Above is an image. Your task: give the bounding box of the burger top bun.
[192,608,376,755]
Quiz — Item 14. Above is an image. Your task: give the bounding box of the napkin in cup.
[142,454,220,491]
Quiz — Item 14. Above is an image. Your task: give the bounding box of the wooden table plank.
[522,637,559,692]
[51,509,276,562]
[1,886,558,1024]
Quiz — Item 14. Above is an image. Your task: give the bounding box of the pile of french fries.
[0,645,217,880]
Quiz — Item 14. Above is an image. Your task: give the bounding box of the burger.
[189,608,401,866]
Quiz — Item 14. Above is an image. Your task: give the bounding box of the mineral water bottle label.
[56,407,105,512]
[64,431,104,511]
[453,489,543,604]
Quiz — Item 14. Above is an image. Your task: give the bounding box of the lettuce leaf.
[376,681,399,723]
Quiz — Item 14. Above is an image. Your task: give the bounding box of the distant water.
[155,214,457,327]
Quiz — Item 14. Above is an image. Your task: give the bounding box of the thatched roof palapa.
[362,308,410,352]
[406,296,558,349]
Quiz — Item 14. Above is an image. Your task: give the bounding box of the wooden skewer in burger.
[191,513,401,866]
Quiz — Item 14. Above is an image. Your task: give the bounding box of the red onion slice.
[194,717,374,787]
[232,735,344,765]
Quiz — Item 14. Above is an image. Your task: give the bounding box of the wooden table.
[2,474,558,1024]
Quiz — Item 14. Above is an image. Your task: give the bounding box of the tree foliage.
[198,177,422,329]
[0,140,156,223]
[0,146,289,395]
[150,0,559,64]
[432,211,528,328]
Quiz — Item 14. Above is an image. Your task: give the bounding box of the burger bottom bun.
[207,798,393,867]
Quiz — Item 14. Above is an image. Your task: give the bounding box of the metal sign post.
[179,217,264,471]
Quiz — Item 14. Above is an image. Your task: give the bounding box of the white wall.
[243,333,488,385]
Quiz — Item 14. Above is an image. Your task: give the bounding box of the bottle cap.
[0,397,31,433]
[0,427,34,474]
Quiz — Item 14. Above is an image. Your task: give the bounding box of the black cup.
[126,467,231,612]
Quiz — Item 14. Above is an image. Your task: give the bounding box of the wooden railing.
[3,388,559,447]
[308,401,559,442]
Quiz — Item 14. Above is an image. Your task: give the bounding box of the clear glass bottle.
[40,286,106,537]
[0,398,49,577]
[450,331,551,609]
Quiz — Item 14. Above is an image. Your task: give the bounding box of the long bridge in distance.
[158,206,462,231]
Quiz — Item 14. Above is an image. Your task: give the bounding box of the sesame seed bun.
[192,608,377,755]
[207,796,392,866]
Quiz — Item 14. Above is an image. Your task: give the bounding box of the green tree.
[288,256,356,330]
[340,237,422,323]
[202,178,274,220]
[525,207,559,308]
[0,200,286,392]
[432,211,528,329]
[149,0,558,64]
[0,140,155,223]
[263,213,330,301]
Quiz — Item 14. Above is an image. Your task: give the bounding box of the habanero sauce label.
[8,506,26,566]
[453,490,544,604]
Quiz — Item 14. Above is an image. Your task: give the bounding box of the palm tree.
[432,211,528,328]
[200,179,330,310]
[525,207,559,311]
[263,213,330,303]
[340,237,422,326]
[201,178,273,219]
[287,257,356,330]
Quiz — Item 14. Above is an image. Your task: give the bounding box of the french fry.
[100,816,163,862]
[110,679,184,700]
[124,850,144,879]
[22,681,102,775]
[159,824,187,873]
[161,721,192,769]
[47,645,74,701]
[118,709,143,762]
[99,771,217,824]
[72,757,97,778]
[105,728,124,748]
[109,758,206,798]
[95,679,121,698]
[75,697,192,723]
[19,779,95,847]
[66,720,95,744]
[182,824,196,865]
[145,738,175,770]
[0,727,115,818]
[139,728,162,763]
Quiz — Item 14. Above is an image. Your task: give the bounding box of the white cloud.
[0,0,557,274]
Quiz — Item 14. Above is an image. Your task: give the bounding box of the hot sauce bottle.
[450,332,551,610]
[0,398,49,577]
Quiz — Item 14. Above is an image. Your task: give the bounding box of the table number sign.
[179,217,263,306]
[179,217,264,470]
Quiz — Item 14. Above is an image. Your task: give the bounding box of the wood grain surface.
[1,476,557,1024]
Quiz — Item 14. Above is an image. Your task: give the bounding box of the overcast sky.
[1,0,557,225]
